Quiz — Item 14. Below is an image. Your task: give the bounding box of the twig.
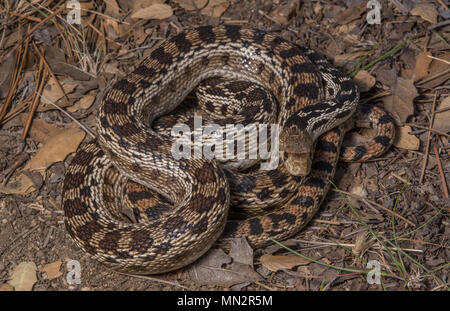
[417,68,450,86]
[1,5,64,63]
[22,51,46,140]
[331,189,415,226]
[404,123,450,138]
[434,145,449,198]
[427,55,450,65]
[113,271,190,290]
[419,92,438,183]
[31,40,70,106]
[38,94,96,138]
[436,0,449,11]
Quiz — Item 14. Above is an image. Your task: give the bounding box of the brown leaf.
[38,77,77,111]
[131,0,166,11]
[41,260,63,280]
[131,3,173,19]
[384,77,418,124]
[104,0,122,39]
[333,51,367,67]
[393,125,420,150]
[413,51,432,82]
[410,3,438,24]
[269,0,298,25]
[333,2,366,25]
[421,52,450,89]
[353,70,376,92]
[184,248,261,286]
[0,173,36,195]
[434,97,450,133]
[201,0,229,18]
[24,126,86,176]
[172,0,208,11]
[67,94,95,112]
[8,262,37,291]
[259,254,309,272]
[229,237,254,266]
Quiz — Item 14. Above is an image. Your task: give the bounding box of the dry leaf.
[228,237,253,266]
[385,77,418,124]
[260,254,309,272]
[0,173,36,195]
[353,70,376,92]
[334,2,366,25]
[131,0,166,11]
[185,248,260,286]
[333,51,367,67]
[201,0,229,18]
[393,125,420,150]
[413,51,432,82]
[269,0,298,25]
[131,3,173,19]
[67,94,95,112]
[104,0,122,39]
[19,115,63,144]
[421,52,450,89]
[410,3,438,24]
[41,261,63,280]
[38,77,77,111]
[434,97,450,133]
[8,262,37,291]
[173,0,208,11]
[24,126,86,176]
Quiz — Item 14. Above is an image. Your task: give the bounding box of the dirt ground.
[0,0,449,291]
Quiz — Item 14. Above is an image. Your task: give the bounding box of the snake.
[62,25,395,274]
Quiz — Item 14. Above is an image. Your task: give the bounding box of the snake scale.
[62,25,395,274]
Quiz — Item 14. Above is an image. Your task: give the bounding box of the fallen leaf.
[413,51,432,82]
[38,77,77,111]
[410,3,438,24]
[393,125,420,150]
[434,96,450,133]
[333,51,367,67]
[131,0,166,11]
[269,0,298,25]
[384,77,418,124]
[67,94,95,112]
[260,254,309,272]
[201,0,229,18]
[104,0,122,39]
[185,248,261,286]
[0,173,36,195]
[172,0,208,11]
[334,2,366,25]
[131,3,173,19]
[229,237,254,266]
[23,126,86,176]
[421,52,450,89]
[8,262,37,291]
[353,70,376,92]
[19,115,63,144]
[41,261,63,280]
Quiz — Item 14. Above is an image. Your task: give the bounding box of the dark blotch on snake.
[304,177,326,189]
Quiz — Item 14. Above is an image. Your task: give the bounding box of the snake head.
[279,128,314,176]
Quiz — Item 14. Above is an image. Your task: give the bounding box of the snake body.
[62,26,394,274]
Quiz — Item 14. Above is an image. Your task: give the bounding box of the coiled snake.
[62,26,395,274]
